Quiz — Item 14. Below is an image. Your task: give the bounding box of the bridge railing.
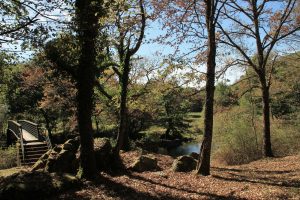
[39,127,52,149]
[8,120,25,161]
[18,120,42,141]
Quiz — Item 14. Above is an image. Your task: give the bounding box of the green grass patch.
[0,146,17,169]
[0,167,23,177]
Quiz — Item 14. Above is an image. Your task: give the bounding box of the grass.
[0,167,23,177]
[0,145,17,169]
[140,112,203,140]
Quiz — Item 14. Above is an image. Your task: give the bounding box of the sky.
[136,20,245,85]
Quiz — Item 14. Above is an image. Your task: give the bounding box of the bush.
[272,119,300,156]
[0,146,17,169]
[212,106,300,165]
[213,107,262,165]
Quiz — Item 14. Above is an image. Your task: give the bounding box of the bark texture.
[197,0,216,176]
[75,0,101,179]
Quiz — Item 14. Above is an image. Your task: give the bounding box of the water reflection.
[168,142,201,157]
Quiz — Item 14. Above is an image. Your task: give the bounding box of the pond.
[167,142,201,157]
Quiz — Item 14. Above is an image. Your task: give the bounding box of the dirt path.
[54,152,300,200]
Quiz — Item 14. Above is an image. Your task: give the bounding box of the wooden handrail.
[8,120,25,161]
[39,127,52,149]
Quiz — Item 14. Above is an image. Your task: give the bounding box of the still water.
[168,142,201,157]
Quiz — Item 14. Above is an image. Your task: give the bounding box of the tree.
[215,81,238,108]
[217,0,300,157]
[75,0,105,179]
[0,1,38,43]
[104,0,146,152]
[152,0,225,175]
[159,86,191,140]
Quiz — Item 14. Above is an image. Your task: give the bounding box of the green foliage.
[159,87,191,139]
[212,104,300,165]
[213,106,262,165]
[215,82,238,108]
[0,146,17,169]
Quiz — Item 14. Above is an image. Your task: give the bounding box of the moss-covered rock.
[32,137,80,174]
[130,155,158,172]
[94,138,113,170]
[189,152,199,160]
[0,171,80,200]
[172,155,197,172]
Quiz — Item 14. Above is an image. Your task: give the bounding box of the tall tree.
[196,0,223,176]
[152,0,225,175]
[75,0,105,179]
[105,0,146,152]
[218,0,300,157]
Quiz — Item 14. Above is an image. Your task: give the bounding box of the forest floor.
[52,151,300,200]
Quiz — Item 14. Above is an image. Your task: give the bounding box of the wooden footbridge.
[7,120,52,166]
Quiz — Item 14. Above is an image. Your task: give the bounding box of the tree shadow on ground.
[126,173,247,200]
[212,167,300,188]
[50,175,184,200]
[51,172,247,200]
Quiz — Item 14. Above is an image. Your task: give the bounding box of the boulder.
[189,152,199,160]
[0,171,79,200]
[64,137,80,150]
[32,137,80,174]
[172,155,197,172]
[46,150,76,173]
[62,143,73,151]
[94,138,113,170]
[130,155,158,172]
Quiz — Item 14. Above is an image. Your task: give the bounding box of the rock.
[65,138,80,150]
[32,137,80,174]
[0,171,80,200]
[189,152,199,160]
[94,138,113,170]
[40,153,49,160]
[31,160,46,171]
[130,155,158,172]
[53,145,62,153]
[62,143,73,151]
[47,150,76,173]
[94,138,112,153]
[172,155,197,172]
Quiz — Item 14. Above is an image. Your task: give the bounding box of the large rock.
[32,137,80,174]
[172,155,197,172]
[189,152,199,160]
[0,171,79,200]
[130,155,158,172]
[94,138,113,170]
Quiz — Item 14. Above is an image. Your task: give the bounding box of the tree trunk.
[94,116,100,134]
[116,61,130,152]
[196,0,216,176]
[260,79,274,157]
[75,0,100,179]
[40,109,53,142]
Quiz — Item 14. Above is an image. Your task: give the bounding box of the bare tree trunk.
[260,80,274,157]
[75,0,100,179]
[197,0,216,176]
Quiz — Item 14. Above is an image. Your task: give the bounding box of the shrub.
[0,145,17,169]
[213,107,262,165]
[212,106,300,165]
